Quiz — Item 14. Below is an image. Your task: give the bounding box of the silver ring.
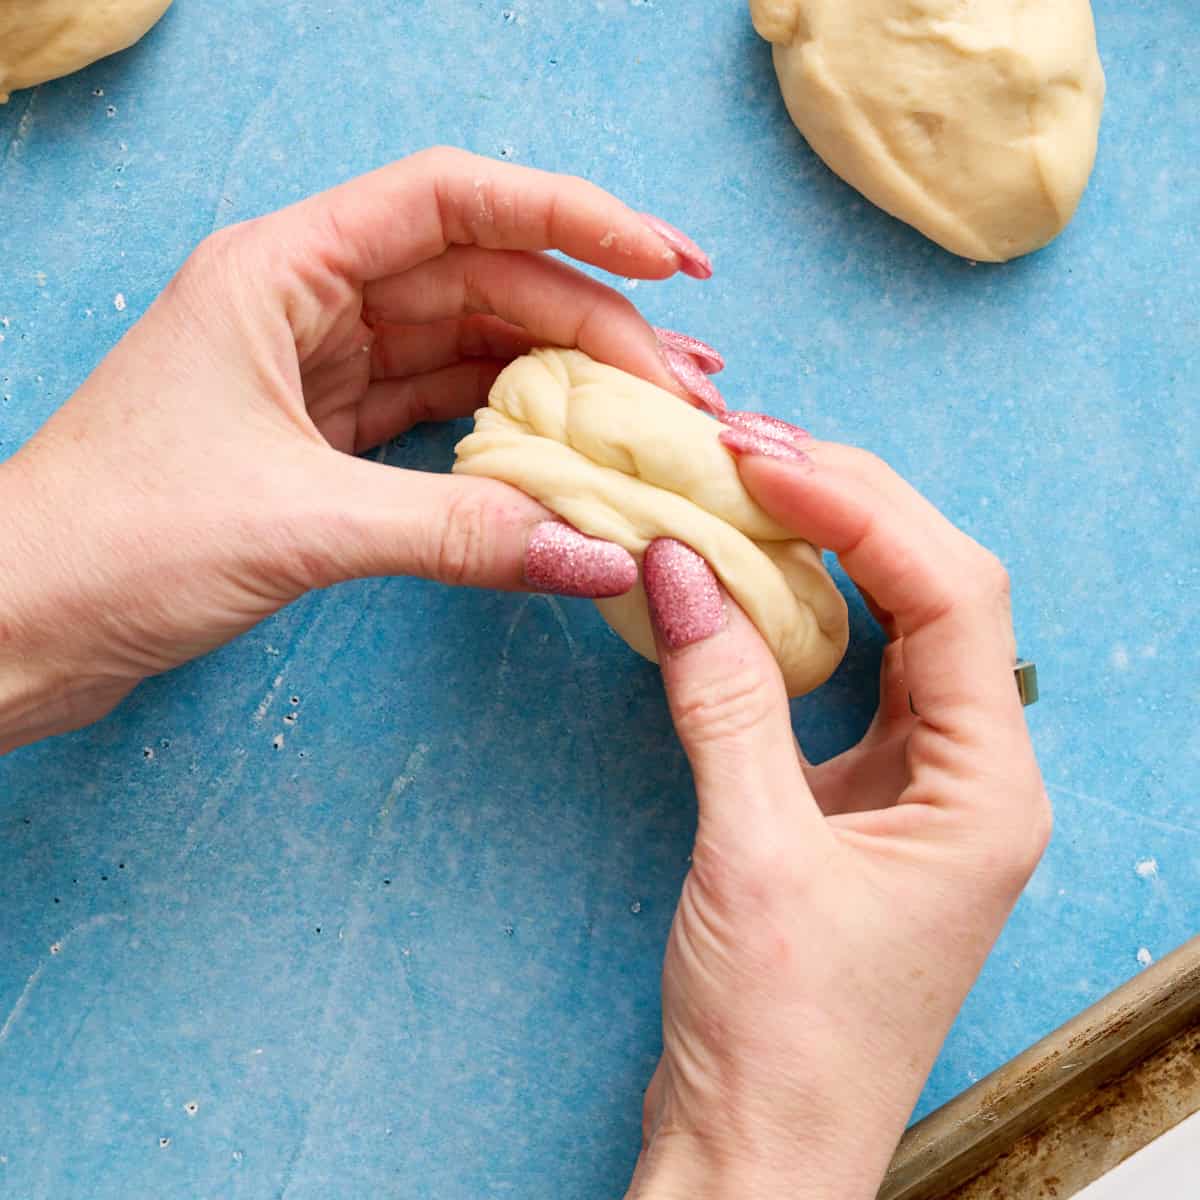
[908,659,1038,715]
[1014,659,1039,707]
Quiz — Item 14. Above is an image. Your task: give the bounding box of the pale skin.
[0,149,1048,1199]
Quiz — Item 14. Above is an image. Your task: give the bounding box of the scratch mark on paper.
[0,963,46,1047]
[3,90,37,164]
[206,74,284,235]
[1047,784,1200,838]
[494,595,536,692]
[0,914,127,1048]
[254,672,286,724]
[383,743,430,811]
[275,741,429,1197]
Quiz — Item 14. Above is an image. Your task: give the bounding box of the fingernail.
[719,410,810,446]
[653,327,725,375]
[661,347,726,414]
[525,522,638,598]
[640,213,713,280]
[719,426,812,466]
[643,538,725,650]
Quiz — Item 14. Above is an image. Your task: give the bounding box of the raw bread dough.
[0,0,174,103]
[453,348,849,697]
[750,0,1105,262]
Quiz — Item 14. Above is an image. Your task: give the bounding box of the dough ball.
[0,0,174,104]
[750,0,1105,262]
[453,348,849,697]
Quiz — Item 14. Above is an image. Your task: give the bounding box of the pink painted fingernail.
[719,426,813,466]
[524,522,638,598]
[653,327,725,375]
[640,214,713,280]
[643,538,725,650]
[719,410,810,446]
[661,347,726,414]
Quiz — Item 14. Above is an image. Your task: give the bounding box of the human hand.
[0,147,723,752]
[626,440,1049,1200]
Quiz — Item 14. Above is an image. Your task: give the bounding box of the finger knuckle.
[185,222,255,281]
[420,144,468,168]
[672,664,779,748]
[572,290,641,351]
[690,837,781,908]
[1022,788,1054,870]
[981,783,1053,892]
[846,446,890,476]
[953,549,1010,615]
[975,550,1011,599]
[689,840,805,968]
[431,490,491,587]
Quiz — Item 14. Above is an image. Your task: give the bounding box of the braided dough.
[453,348,848,697]
[750,0,1105,262]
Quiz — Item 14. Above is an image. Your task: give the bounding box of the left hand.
[0,147,717,751]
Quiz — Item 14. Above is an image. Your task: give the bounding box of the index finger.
[275,146,709,283]
[731,444,1021,733]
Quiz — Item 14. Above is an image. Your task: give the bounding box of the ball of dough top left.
[0,0,174,103]
[453,347,850,698]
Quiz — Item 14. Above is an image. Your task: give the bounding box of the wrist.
[626,1130,882,1200]
[0,451,129,752]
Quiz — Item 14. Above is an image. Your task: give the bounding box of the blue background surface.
[1,2,1197,1196]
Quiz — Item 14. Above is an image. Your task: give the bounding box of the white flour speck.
[599,230,616,248]
[1134,858,1159,879]
[271,733,284,751]
[114,293,126,311]
[1136,947,1153,967]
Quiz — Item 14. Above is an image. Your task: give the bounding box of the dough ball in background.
[751,0,1106,262]
[0,0,174,104]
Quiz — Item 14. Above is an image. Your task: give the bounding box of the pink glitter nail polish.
[643,539,724,650]
[718,426,812,466]
[719,409,810,445]
[525,522,638,598]
[661,347,726,414]
[640,213,714,280]
[652,327,725,375]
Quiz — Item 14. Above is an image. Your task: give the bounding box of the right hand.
[628,440,1049,1200]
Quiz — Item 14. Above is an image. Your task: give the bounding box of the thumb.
[644,538,826,859]
[300,451,639,597]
